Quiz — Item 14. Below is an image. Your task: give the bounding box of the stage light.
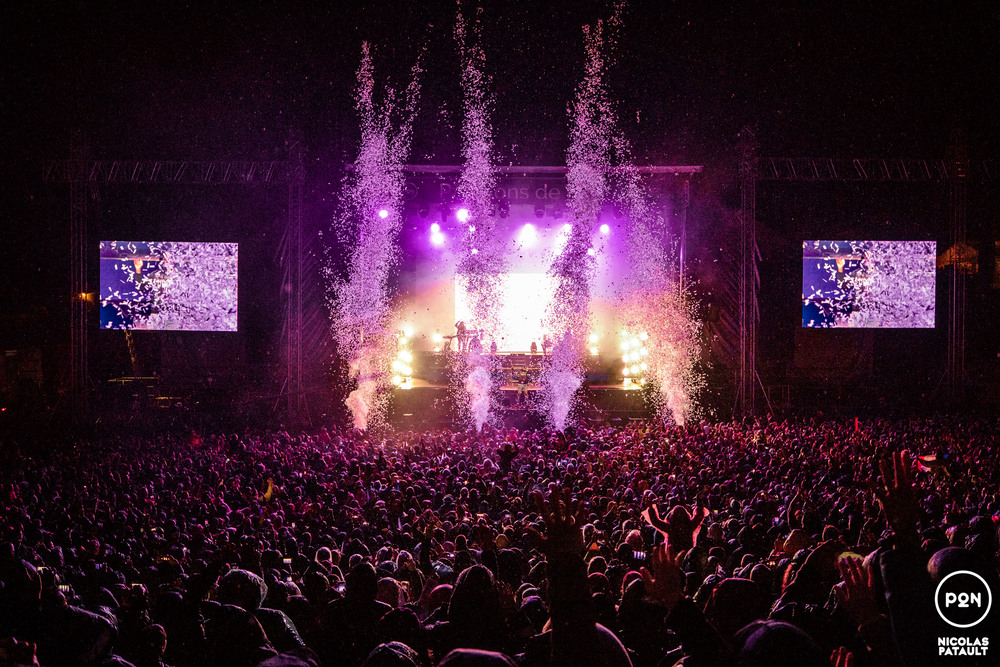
[456,208,470,223]
[640,332,649,341]
[622,354,630,363]
[631,364,640,375]
[640,347,649,356]
[471,248,479,254]
[639,378,646,385]
[468,225,476,233]
[432,332,443,343]
[534,204,545,218]
[619,340,629,351]
[622,367,630,377]
[518,223,537,246]
[587,248,596,256]
[590,346,599,356]
[392,375,402,386]
[378,209,389,219]
[430,223,441,233]
[402,325,414,338]
[431,231,445,246]
[630,338,640,349]
[392,360,403,372]
[400,350,413,363]
[562,223,572,233]
[640,362,648,371]
[600,223,610,234]
[589,333,599,344]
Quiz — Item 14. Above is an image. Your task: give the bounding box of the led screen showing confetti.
[100,241,238,331]
[802,240,935,328]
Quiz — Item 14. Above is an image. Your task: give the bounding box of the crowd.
[1,415,998,666]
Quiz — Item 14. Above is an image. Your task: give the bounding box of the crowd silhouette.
[1,416,998,666]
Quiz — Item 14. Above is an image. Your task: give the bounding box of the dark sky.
[2,0,998,319]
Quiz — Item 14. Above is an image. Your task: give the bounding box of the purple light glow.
[378,209,389,219]
[600,223,611,234]
[456,208,470,223]
[431,231,445,246]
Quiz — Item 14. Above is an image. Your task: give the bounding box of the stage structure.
[739,128,997,416]
[44,130,307,423]
[371,163,701,425]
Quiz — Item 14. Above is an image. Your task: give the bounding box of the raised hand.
[831,646,855,667]
[835,556,881,627]
[875,449,920,544]
[525,488,584,558]
[640,543,685,615]
[642,503,708,551]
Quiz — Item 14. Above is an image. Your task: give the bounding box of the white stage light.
[518,223,537,246]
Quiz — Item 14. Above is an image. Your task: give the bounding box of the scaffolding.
[45,132,306,424]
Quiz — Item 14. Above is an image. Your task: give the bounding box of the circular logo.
[935,570,992,628]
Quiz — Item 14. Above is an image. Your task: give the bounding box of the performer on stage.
[455,321,468,353]
[516,368,530,404]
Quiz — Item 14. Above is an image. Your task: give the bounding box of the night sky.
[2,0,997,359]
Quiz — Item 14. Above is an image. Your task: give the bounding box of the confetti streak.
[327,42,424,430]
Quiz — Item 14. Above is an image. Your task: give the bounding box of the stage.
[387,349,650,429]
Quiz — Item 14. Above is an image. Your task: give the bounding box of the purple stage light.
[600,223,610,235]
[431,231,445,247]
[430,223,441,233]
[456,208,470,223]
[378,209,389,219]
[587,247,596,256]
[471,248,479,254]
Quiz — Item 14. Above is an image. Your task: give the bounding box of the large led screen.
[455,273,559,351]
[802,240,935,328]
[100,241,238,331]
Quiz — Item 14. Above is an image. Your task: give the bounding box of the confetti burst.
[455,1,505,430]
[326,42,423,431]
[541,11,616,431]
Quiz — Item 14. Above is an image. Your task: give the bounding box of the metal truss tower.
[46,131,304,423]
[737,127,758,420]
[745,134,988,414]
